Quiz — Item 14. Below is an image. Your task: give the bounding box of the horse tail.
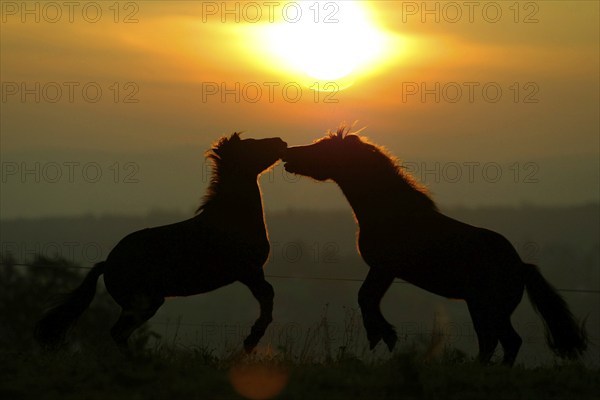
[523,263,587,359]
[34,261,106,349]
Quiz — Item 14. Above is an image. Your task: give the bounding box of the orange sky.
[1,1,599,216]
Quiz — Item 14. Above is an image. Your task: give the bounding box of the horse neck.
[198,176,266,230]
[335,171,433,226]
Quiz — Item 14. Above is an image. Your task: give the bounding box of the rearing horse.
[35,133,287,353]
[283,127,587,365]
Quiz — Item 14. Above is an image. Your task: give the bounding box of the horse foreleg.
[240,274,274,353]
[358,269,397,351]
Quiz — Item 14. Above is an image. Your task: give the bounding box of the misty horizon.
[2,147,598,218]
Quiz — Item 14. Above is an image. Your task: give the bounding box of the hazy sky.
[1,1,599,217]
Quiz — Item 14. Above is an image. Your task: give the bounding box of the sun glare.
[251,1,395,89]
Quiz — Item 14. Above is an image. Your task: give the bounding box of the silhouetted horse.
[283,127,587,365]
[35,133,287,353]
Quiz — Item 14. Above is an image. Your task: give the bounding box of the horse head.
[283,126,372,182]
[209,133,287,177]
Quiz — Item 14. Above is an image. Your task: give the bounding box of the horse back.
[103,217,270,297]
[357,211,523,298]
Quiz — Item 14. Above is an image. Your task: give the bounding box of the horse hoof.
[383,330,397,352]
[368,334,382,350]
[243,338,258,353]
[383,335,397,352]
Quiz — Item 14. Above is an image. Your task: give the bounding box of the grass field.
[2,343,598,400]
[1,256,598,399]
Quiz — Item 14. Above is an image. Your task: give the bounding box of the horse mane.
[195,132,242,214]
[330,125,438,211]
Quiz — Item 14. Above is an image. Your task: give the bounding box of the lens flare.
[229,362,289,400]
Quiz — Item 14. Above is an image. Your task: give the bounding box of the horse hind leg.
[240,274,274,353]
[111,296,164,354]
[468,301,499,364]
[497,316,522,366]
[490,279,523,365]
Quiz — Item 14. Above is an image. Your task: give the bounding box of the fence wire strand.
[4,262,599,294]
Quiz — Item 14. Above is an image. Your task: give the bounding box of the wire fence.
[5,262,599,346]
[3,262,600,295]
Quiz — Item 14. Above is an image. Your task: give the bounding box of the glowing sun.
[256,1,393,85]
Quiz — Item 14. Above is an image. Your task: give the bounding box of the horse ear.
[210,135,231,158]
[230,132,242,141]
[345,134,362,143]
